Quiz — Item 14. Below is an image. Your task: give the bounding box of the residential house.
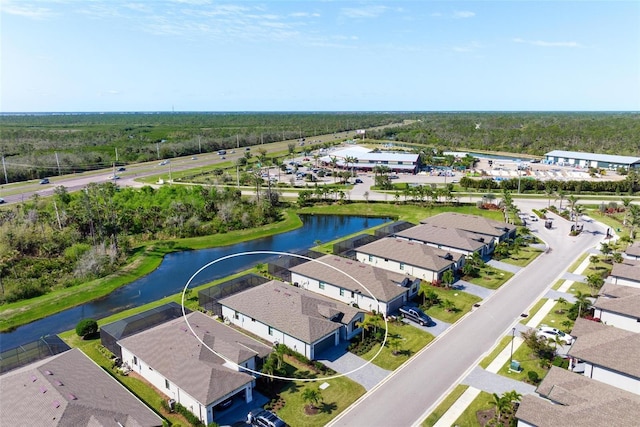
[289,255,420,315]
[219,280,364,360]
[420,212,517,243]
[608,259,640,288]
[515,366,640,427]
[393,223,491,256]
[0,348,163,426]
[355,237,464,283]
[118,311,271,425]
[568,318,640,395]
[624,241,640,260]
[593,282,640,333]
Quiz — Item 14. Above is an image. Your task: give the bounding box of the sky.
[1,0,639,112]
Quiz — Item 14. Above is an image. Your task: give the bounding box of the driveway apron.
[462,367,536,396]
[487,260,522,275]
[317,343,391,391]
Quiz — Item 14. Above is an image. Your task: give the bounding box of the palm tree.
[442,269,455,289]
[302,388,322,410]
[489,392,511,424]
[621,197,632,225]
[556,189,567,210]
[329,156,339,183]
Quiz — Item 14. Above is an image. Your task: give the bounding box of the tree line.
[0,183,281,304]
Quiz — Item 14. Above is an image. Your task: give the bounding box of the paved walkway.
[317,343,390,391]
[487,259,522,274]
[452,280,494,299]
[432,235,610,427]
[544,289,577,304]
[561,272,586,282]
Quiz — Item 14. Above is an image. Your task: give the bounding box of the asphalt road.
[327,202,605,427]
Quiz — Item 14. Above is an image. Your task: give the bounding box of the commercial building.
[544,150,640,170]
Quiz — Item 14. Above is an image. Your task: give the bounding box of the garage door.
[387,296,404,314]
[313,333,337,357]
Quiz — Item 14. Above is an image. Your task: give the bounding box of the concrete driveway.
[317,343,391,391]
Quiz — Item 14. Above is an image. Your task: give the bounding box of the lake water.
[0,214,389,350]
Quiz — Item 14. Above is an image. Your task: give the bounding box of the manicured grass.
[357,318,434,370]
[551,279,565,290]
[420,286,482,323]
[466,266,514,290]
[520,298,547,324]
[422,384,470,426]
[298,203,505,226]
[567,252,589,273]
[276,375,365,427]
[564,281,592,296]
[453,390,494,427]
[498,246,543,267]
[0,210,302,332]
[496,341,550,384]
[479,335,513,369]
[537,302,574,333]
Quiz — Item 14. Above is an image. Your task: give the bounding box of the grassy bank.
[0,209,303,332]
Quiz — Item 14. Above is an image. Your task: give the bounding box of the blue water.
[0,215,389,350]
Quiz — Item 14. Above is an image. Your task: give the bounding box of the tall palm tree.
[302,388,322,410]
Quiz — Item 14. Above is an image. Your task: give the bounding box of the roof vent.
[40,385,47,394]
[52,400,60,409]
[31,375,37,382]
[68,393,77,400]
[55,380,63,386]
[444,253,453,260]
[44,370,53,376]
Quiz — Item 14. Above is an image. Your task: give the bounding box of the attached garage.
[312,332,338,358]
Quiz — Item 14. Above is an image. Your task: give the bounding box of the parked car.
[355,178,363,184]
[249,409,287,427]
[529,214,539,222]
[399,306,434,327]
[215,397,233,411]
[40,178,50,184]
[537,326,573,345]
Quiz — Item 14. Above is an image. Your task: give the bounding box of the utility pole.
[115,147,119,162]
[55,152,61,176]
[156,143,160,159]
[198,136,202,153]
[236,134,240,149]
[1,156,8,184]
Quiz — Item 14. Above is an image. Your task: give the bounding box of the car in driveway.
[399,306,434,327]
[537,326,573,345]
[248,409,287,427]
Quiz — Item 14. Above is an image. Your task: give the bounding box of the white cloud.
[513,38,581,48]
[453,10,475,19]
[340,5,389,19]
[0,0,56,19]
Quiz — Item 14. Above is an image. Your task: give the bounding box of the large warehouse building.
[320,145,421,173]
[544,150,640,170]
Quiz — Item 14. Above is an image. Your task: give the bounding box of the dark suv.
[249,409,287,427]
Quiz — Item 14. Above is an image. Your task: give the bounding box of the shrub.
[75,319,98,338]
[527,370,539,384]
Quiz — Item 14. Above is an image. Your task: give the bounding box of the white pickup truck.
[398,306,434,326]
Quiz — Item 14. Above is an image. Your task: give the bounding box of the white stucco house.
[568,318,640,395]
[219,280,364,360]
[420,212,517,244]
[594,282,640,333]
[393,222,491,256]
[355,237,464,283]
[608,260,640,288]
[118,311,271,425]
[289,254,420,315]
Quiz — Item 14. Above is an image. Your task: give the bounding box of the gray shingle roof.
[595,293,640,318]
[625,242,640,258]
[0,348,163,426]
[219,280,363,344]
[289,255,410,302]
[355,237,463,272]
[599,282,640,298]
[394,223,488,252]
[568,318,640,378]
[419,212,515,238]
[119,311,271,405]
[610,260,640,282]
[516,366,640,427]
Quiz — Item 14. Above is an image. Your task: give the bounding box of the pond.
[1,214,389,349]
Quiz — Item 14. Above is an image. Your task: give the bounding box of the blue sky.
[2,0,639,112]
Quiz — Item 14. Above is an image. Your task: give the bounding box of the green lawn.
[551,279,565,290]
[537,302,574,333]
[453,390,494,427]
[422,384,469,426]
[466,266,514,290]
[357,317,434,370]
[567,252,589,273]
[498,246,543,267]
[479,335,513,369]
[520,298,547,324]
[419,285,483,323]
[496,341,550,383]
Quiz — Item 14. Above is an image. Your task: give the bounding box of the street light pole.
[510,327,516,365]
